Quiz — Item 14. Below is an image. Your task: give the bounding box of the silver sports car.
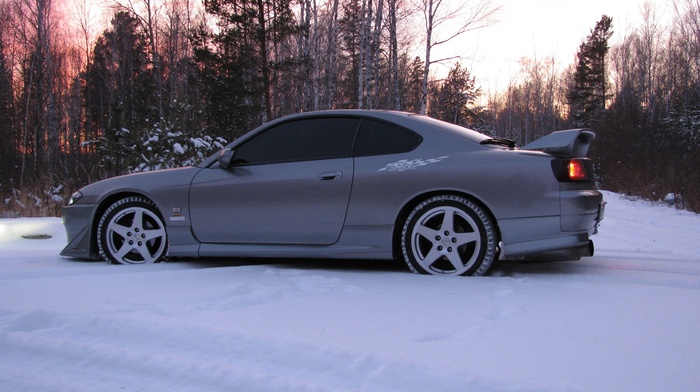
[61,110,605,276]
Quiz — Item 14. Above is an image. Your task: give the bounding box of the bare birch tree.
[13,0,62,186]
[413,0,499,114]
[357,0,370,108]
[388,0,400,109]
[366,0,383,108]
[324,0,340,108]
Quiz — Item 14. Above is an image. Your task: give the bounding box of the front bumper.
[60,204,100,259]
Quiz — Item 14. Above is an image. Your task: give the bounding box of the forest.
[0,0,699,216]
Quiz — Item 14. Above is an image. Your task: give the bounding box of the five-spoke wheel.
[401,195,497,276]
[97,196,168,264]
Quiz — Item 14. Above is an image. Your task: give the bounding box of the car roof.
[272,110,490,143]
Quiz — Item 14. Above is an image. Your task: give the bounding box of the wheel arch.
[391,190,501,259]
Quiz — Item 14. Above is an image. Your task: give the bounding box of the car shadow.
[168,257,408,274]
[65,255,584,276]
[171,256,586,277]
[491,258,583,277]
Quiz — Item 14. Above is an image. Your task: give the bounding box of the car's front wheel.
[401,195,497,276]
[97,196,168,264]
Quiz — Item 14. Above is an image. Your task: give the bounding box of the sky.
[432,0,670,93]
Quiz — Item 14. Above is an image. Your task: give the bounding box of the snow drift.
[1,191,699,391]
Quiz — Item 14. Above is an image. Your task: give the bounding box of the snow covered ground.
[1,191,699,391]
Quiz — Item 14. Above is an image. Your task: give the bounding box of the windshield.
[408,114,491,143]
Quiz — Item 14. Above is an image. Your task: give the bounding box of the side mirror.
[217,148,234,169]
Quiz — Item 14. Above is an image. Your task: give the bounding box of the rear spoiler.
[521,129,595,158]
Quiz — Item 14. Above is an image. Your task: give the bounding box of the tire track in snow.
[0,309,549,392]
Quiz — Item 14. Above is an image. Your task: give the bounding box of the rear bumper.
[560,189,604,234]
[500,189,604,258]
[502,230,592,258]
[595,200,606,233]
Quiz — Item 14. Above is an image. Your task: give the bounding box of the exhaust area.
[521,240,595,262]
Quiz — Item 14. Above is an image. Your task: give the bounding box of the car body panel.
[61,166,201,259]
[61,110,604,265]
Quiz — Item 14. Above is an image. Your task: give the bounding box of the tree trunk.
[389,0,400,110]
[256,0,272,122]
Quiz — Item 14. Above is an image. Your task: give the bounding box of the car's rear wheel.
[401,195,497,276]
[97,196,168,264]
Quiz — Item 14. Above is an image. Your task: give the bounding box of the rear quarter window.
[353,119,422,156]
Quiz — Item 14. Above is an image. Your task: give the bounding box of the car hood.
[76,166,202,204]
[521,129,595,158]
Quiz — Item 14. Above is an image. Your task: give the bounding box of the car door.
[189,117,358,245]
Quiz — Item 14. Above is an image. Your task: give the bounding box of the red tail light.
[567,160,588,181]
[552,158,591,182]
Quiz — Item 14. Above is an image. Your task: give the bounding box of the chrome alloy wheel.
[402,195,497,276]
[98,197,168,264]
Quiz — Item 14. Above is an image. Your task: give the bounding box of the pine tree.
[402,56,425,113]
[569,15,613,127]
[136,102,227,172]
[192,0,299,137]
[429,63,481,126]
[338,0,363,108]
[85,12,154,176]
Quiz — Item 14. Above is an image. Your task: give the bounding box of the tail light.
[567,160,588,181]
[551,158,591,182]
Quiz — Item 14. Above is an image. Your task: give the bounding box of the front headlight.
[68,191,83,205]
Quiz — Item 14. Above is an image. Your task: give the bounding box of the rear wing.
[521,129,595,158]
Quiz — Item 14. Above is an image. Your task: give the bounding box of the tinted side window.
[234,118,359,165]
[353,119,422,156]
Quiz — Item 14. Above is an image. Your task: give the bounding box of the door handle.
[318,171,343,181]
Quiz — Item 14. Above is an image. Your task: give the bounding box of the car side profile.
[61,110,605,276]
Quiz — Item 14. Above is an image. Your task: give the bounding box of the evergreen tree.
[337,0,363,108]
[569,15,613,127]
[192,0,299,138]
[401,55,425,113]
[136,102,227,172]
[429,63,481,126]
[85,12,154,176]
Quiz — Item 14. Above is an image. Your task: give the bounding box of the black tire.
[401,195,497,276]
[97,196,168,264]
